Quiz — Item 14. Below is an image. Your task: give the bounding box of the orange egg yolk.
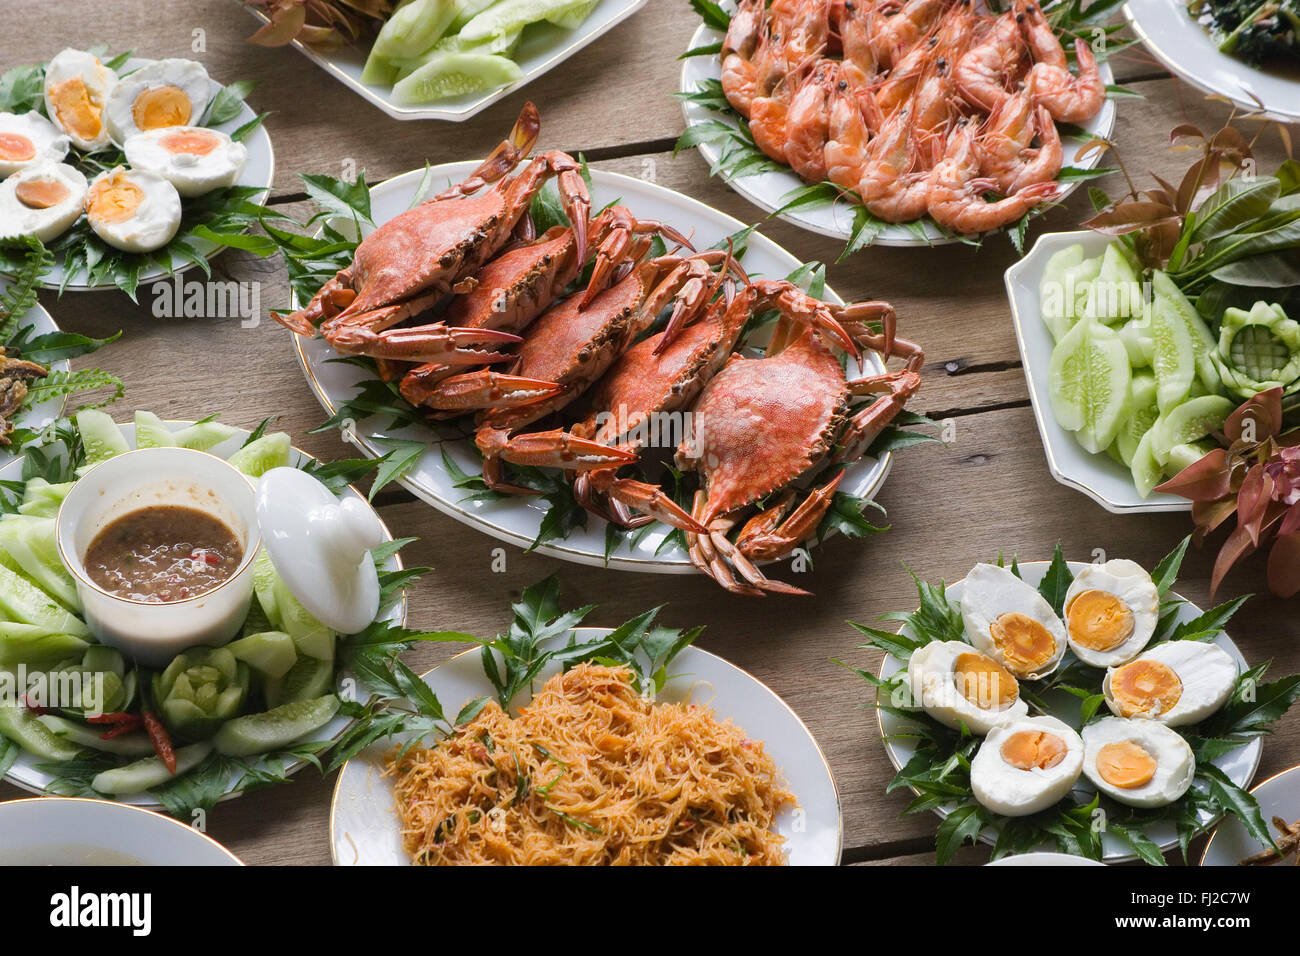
[159,128,219,156]
[989,612,1056,675]
[1001,730,1069,771]
[1109,660,1183,718]
[0,133,36,162]
[15,178,71,210]
[132,86,192,131]
[86,173,144,224]
[953,652,1019,710]
[1067,589,1135,650]
[48,76,103,141]
[1095,740,1157,789]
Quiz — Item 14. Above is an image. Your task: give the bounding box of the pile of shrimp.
[720,0,1107,234]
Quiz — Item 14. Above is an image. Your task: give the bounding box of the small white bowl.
[56,447,262,667]
[1004,230,1190,514]
[0,797,242,865]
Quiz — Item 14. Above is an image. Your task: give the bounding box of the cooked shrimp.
[1016,0,1105,122]
[979,90,1063,194]
[870,0,952,68]
[824,74,878,191]
[785,62,840,182]
[953,11,1023,112]
[838,0,882,85]
[720,0,768,117]
[874,34,935,116]
[927,121,1058,232]
[859,109,935,222]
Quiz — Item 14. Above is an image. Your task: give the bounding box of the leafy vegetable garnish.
[843,537,1300,864]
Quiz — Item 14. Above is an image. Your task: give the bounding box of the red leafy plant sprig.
[1156,387,1300,598]
[243,0,394,50]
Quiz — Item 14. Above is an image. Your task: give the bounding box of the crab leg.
[278,272,356,335]
[497,428,639,472]
[685,493,812,596]
[432,101,540,201]
[832,370,924,462]
[578,466,708,533]
[498,150,591,277]
[751,279,861,359]
[582,206,695,310]
[737,471,846,562]
[325,325,523,364]
[412,369,563,409]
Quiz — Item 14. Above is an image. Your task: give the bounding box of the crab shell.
[677,327,851,521]
[442,225,582,334]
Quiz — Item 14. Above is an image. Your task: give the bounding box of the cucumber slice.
[449,0,499,31]
[369,0,458,62]
[133,410,175,449]
[37,714,156,757]
[1115,372,1159,467]
[1131,427,1164,499]
[1150,295,1198,413]
[0,516,80,611]
[225,432,292,478]
[460,0,590,40]
[1039,244,1085,342]
[265,655,336,708]
[170,421,239,452]
[426,24,523,57]
[252,548,282,630]
[213,695,339,757]
[0,625,88,665]
[1061,256,1103,334]
[228,630,297,679]
[1152,271,1222,394]
[1166,439,1219,477]
[17,478,74,518]
[272,573,334,660]
[0,563,89,636]
[75,410,129,466]
[546,0,599,28]
[1153,395,1236,464]
[1048,316,1132,453]
[1118,318,1154,368]
[91,742,212,795]
[81,645,125,678]
[391,52,522,105]
[1086,243,1143,324]
[0,701,83,760]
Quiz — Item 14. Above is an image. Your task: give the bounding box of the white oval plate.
[36,57,275,292]
[240,0,648,123]
[986,850,1106,865]
[678,15,1116,247]
[0,289,71,468]
[1125,0,1300,123]
[330,627,842,865]
[293,163,894,572]
[0,795,242,865]
[1005,229,1190,514]
[0,418,405,808]
[1200,764,1300,865]
[878,560,1261,862]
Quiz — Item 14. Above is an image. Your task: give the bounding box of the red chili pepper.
[87,711,141,725]
[21,696,47,716]
[143,711,176,774]
[99,716,144,740]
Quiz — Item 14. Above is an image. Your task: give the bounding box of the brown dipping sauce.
[84,506,243,604]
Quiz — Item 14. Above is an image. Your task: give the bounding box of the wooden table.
[4,0,1297,866]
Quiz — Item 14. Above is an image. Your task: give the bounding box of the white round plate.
[35,57,275,292]
[1200,764,1300,865]
[293,163,894,572]
[986,850,1106,865]
[1125,0,1300,123]
[1005,230,1189,514]
[678,14,1117,247]
[878,560,1261,862]
[0,290,71,467]
[330,627,842,866]
[0,418,405,808]
[0,796,242,865]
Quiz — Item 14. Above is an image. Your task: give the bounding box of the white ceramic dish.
[986,851,1106,865]
[0,796,242,865]
[241,0,648,123]
[0,419,405,808]
[330,627,842,865]
[292,163,895,572]
[1125,0,1300,123]
[0,796,243,865]
[1005,229,1189,513]
[1200,764,1300,865]
[32,57,275,292]
[678,14,1116,247]
[0,290,71,467]
[878,560,1261,862]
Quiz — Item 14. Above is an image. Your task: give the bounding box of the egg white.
[0,162,87,243]
[42,49,116,151]
[971,715,1084,817]
[1103,640,1238,726]
[0,112,70,177]
[123,126,247,198]
[960,563,1067,680]
[1081,717,1195,808]
[1064,559,1160,667]
[84,166,181,253]
[906,640,1028,735]
[105,59,211,145]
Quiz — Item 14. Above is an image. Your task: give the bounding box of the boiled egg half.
[84,166,181,253]
[0,112,70,178]
[124,126,247,197]
[0,162,87,243]
[960,563,1067,680]
[971,715,1084,816]
[1081,717,1194,807]
[105,59,211,145]
[42,49,117,152]
[906,640,1028,735]
[1103,640,1238,726]
[1064,559,1159,667]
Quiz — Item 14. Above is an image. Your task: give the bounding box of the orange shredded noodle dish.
[385,663,795,865]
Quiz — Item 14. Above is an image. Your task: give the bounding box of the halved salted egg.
[960,563,1067,680]
[42,48,117,152]
[1103,640,1237,726]
[906,640,1028,735]
[124,126,247,198]
[0,162,87,243]
[0,112,70,177]
[971,715,1084,816]
[1063,559,1159,667]
[105,59,211,145]
[1081,717,1194,807]
[84,166,181,253]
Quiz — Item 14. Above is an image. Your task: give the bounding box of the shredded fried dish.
[386,663,795,865]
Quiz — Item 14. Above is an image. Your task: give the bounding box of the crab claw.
[422,370,563,411]
[499,429,639,471]
[605,476,708,533]
[327,325,522,364]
